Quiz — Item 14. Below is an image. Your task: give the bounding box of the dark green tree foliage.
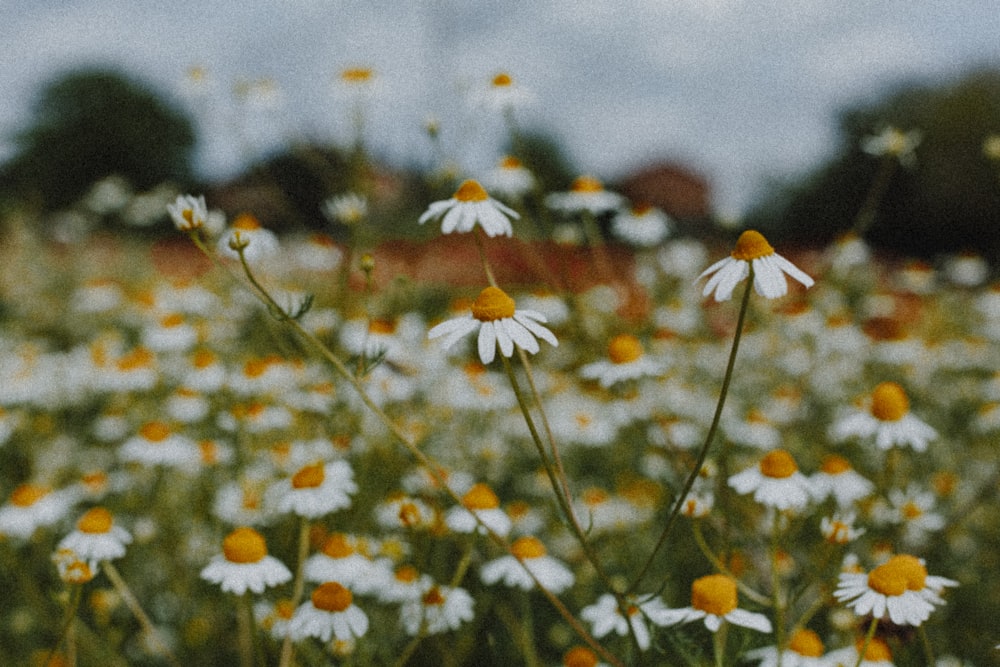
[1,68,195,210]
[747,68,1000,260]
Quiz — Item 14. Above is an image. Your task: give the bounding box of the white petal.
[478,322,497,364]
[503,319,539,354]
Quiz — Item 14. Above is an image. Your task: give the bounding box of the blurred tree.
[746,68,1000,261]
[0,68,196,211]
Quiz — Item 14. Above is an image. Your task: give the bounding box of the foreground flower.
[834,554,957,626]
[655,574,772,633]
[57,507,132,570]
[418,179,518,237]
[167,194,207,232]
[830,382,937,451]
[200,527,292,595]
[479,536,574,593]
[428,286,557,364]
[579,334,665,388]
[744,628,826,666]
[698,230,814,301]
[400,583,474,635]
[580,593,670,651]
[728,449,811,512]
[217,213,280,263]
[288,582,369,643]
[823,636,895,667]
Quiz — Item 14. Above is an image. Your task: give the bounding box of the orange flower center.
[292,462,325,489]
[311,582,353,612]
[422,586,445,606]
[321,533,355,559]
[139,421,171,443]
[730,230,775,261]
[870,382,909,421]
[857,637,893,661]
[820,454,852,475]
[398,502,422,527]
[341,67,373,83]
[570,175,604,193]
[11,484,49,507]
[232,213,261,231]
[867,554,927,596]
[192,349,216,369]
[160,313,185,328]
[690,574,738,616]
[788,628,824,657]
[759,449,798,478]
[78,507,113,534]
[492,72,512,87]
[500,155,523,169]
[454,179,489,203]
[222,527,268,564]
[368,318,397,334]
[511,536,547,559]
[607,334,643,364]
[563,646,599,667]
[461,483,500,510]
[116,347,154,371]
[275,599,296,619]
[471,286,516,322]
[395,565,419,583]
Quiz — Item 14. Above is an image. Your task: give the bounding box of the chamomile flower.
[400,583,475,636]
[698,230,814,301]
[545,175,625,215]
[273,461,357,519]
[471,71,535,112]
[428,286,557,365]
[728,449,811,512]
[303,533,376,591]
[830,382,937,452]
[862,126,922,166]
[57,507,132,570]
[0,484,77,540]
[322,192,367,226]
[218,213,280,264]
[480,156,536,201]
[654,573,772,633]
[580,593,669,651]
[562,646,608,667]
[167,194,208,232]
[821,512,866,545]
[418,179,518,237]
[479,536,575,594]
[809,455,875,508]
[834,554,957,626]
[610,203,672,247]
[824,637,895,667]
[200,527,292,595]
[118,421,200,470]
[288,582,369,643]
[744,628,826,666]
[444,483,512,538]
[579,334,665,388]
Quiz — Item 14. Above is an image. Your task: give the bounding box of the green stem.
[853,154,897,236]
[691,522,770,606]
[771,515,786,662]
[278,517,311,667]
[628,268,755,594]
[43,583,83,667]
[102,561,182,667]
[237,593,255,667]
[713,621,728,667]
[853,617,879,667]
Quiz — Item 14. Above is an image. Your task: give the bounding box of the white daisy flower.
[479,536,574,594]
[744,628,826,667]
[167,194,208,232]
[809,455,875,508]
[400,583,474,636]
[480,155,536,201]
[652,574,772,634]
[288,582,369,643]
[580,593,669,652]
[470,71,535,112]
[322,192,367,226]
[57,507,132,570]
[821,512,866,545]
[217,213,280,264]
[545,175,626,215]
[823,637,895,667]
[427,286,557,365]
[118,421,200,470]
[376,564,433,604]
[698,230,814,302]
[273,460,357,519]
[728,449,811,512]
[418,179,518,237]
[0,484,78,540]
[830,382,937,452]
[303,533,376,593]
[861,126,922,166]
[444,483,512,538]
[834,554,957,626]
[610,203,672,247]
[200,527,292,595]
[579,334,665,388]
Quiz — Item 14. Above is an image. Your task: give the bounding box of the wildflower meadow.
[3,68,1000,667]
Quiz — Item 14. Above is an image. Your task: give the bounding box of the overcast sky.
[3,1,999,216]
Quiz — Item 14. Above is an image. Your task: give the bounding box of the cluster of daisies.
[2,129,1000,665]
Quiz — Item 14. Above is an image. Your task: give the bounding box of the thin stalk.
[237,593,255,667]
[278,517,312,667]
[628,269,755,594]
[770,515,786,663]
[853,617,879,667]
[691,521,770,606]
[474,228,499,287]
[580,210,615,285]
[43,583,83,667]
[853,154,897,236]
[712,621,728,667]
[919,626,935,665]
[101,561,182,667]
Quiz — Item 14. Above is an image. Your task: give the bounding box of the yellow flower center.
[275,599,296,620]
[471,286,516,322]
[607,334,644,364]
[11,484,49,507]
[492,72,512,87]
[730,230,775,261]
[788,628,824,657]
[563,647,599,667]
[759,449,798,479]
[398,502,422,527]
[902,501,923,520]
[870,382,909,421]
[368,318,397,334]
[690,574,738,616]
[139,421,171,443]
[312,582,353,612]
[857,637,893,661]
[340,67,373,84]
[192,349,217,369]
[292,462,325,489]
[820,454,853,475]
[395,565,419,583]
[867,554,927,596]
[454,179,489,203]
[511,536,547,559]
[461,483,500,510]
[222,527,268,564]
[500,155,523,169]
[160,313,185,328]
[570,175,604,193]
[116,347,154,371]
[423,586,446,606]
[78,507,113,534]
[321,533,355,559]
[232,213,261,231]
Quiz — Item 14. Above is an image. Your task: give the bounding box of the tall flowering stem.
[278,517,312,667]
[628,267,755,594]
[102,561,182,667]
[43,583,83,667]
[854,617,879,667]
[853,153,898,236]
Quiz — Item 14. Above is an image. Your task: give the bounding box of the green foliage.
[1,67,195,211]
[748,68,1000,260]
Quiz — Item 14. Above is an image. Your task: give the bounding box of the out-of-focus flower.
[821,512,865,545]
[428,286,557,365]
[698,230,814,302]
[322,192,368,226]
[611,203,672,247]
[218,213,280,264]
[824,637,895,667]
[419,179,518,237]
[444,483,512,538]
[470,71,534,112]
[0,484,77,540]
[580,593,669,652]
[479,536,574,593]
[809,455,875,508]
[399,583,474,635]
[862,126,921,166]
[480,156,536,201]
[744,628,826,667]
[579,334,665,388]
[167,194,208,232]
[834,554,957,626]
[200,527,292,595]
[288,582,369,643]
[830,382,937,452]
[653,574,772,633]
[545,176,625,215]
[57,507,132,570]
[118,421,200,470]
[273,461,357,519]
[303,533,376,592]
[728,449,811,512]
[53,548,96,584]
